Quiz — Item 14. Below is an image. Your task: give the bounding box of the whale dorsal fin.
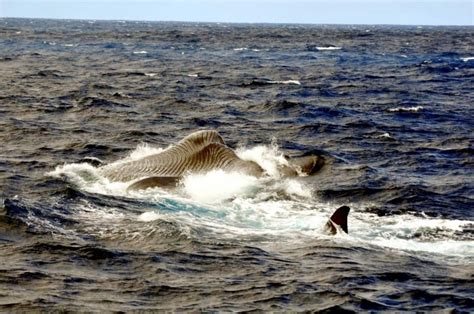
[325,206,350,235]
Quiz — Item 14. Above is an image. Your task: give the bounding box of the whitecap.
[376,132,394,139]
[267,80,301,85]
[316,46,342,51]
[133,51,147,54]
[388,106,423,113]
[233,47,248,51]
[461,57,474,62]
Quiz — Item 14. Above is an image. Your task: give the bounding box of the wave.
[79,97,131,109]
[101,71,149,77]
[23,70,65,78]
[241,79,301,87]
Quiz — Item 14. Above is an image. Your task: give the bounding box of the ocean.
[0,18,473,311]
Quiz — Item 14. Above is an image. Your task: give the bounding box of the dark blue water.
[0,18,473,311]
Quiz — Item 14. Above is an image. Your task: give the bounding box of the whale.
[98,130,325,191]
[95,129,349,236]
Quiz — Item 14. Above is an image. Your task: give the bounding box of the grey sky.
[1,0,473,25]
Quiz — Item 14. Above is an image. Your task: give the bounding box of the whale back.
[99,130,261,182]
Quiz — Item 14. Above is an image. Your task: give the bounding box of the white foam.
[133,51,147,54]
[233,47,248,51]
[139,211,162,222]
[49,163,101,186]
[349,211,474,257]
[187,74,198,78]
[461,57,474,62]
[76,203,126,221]
[316,46,342,51]
[144,73,157,77]
[388,106,423,113]
[137,196,327,239]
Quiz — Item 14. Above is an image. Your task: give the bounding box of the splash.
[235,142,289,177]
[48,141,474,258]
[180,170,259,204]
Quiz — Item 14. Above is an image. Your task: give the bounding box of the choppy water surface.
[0,18,473,311]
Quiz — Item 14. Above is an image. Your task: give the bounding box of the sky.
[1,0,473,26]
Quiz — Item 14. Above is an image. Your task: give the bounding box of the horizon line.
[2,16,473,28]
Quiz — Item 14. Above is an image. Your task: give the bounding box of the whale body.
[96,130,349,236]
[99,130,325,190]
